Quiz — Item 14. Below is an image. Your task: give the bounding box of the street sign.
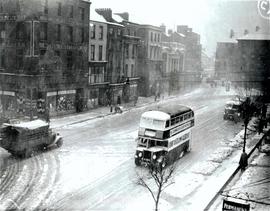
[223,199,250,211]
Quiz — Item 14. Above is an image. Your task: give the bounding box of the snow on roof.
[226,100,241,105]
[141,111,170,121]
[237,33,270,41]
[176,32,186,37]
[218,37,238,43]
[112,13,124,23]
[106,21,124,27]
[90,10,107,23]
[5,119,49,130]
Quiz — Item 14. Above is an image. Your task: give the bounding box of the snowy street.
[0,86,253,210]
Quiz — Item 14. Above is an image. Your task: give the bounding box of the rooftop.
[237,33,270,41]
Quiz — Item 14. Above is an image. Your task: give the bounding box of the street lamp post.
[239,98,251,170]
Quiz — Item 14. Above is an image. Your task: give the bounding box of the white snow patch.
[207,147,233,163]
[191,161,220,175]
[165,173,204,198]
[124,193,173,211]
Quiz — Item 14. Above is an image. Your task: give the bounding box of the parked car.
[223,100,243,122]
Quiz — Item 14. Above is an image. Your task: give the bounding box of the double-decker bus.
[134,105,194,167]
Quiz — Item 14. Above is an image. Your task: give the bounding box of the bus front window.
[140,117,165,130]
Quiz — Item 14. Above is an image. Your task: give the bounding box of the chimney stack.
[230,29,234,38]
[255,26,260,32]
[244,29,249,35]
[95,8,113,22]
[160,24,166,33]
[114,12,129,21]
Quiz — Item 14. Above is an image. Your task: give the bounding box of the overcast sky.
[91,0,270,57]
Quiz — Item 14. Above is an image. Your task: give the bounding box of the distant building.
[0,0,90,119]
[237,33,270,95]
[214,37,239,80]
[137,25,163,97]
[161,29,185,95]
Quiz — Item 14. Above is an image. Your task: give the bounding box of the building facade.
[0,0,90,120]
[161,27,185,95]
[95,8,140,105]
[214,38,239,81]
[117,16,140,103]
[237,33,270,95]
[176,25,202,90]
[88,10,109,108]
[137,25,163,97]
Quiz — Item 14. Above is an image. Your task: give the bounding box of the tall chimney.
[255,26,260,32]
[230,29,234,38]
[160,24,166,33]
[244,29,249,35]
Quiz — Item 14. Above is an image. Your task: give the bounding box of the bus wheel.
[135,158,141,166]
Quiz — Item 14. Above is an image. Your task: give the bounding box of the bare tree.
[136,163,175,211]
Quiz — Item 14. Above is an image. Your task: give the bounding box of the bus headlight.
[138,152,142,157]
[153,154,157,160]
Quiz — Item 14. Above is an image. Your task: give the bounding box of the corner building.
[0,0,90,120]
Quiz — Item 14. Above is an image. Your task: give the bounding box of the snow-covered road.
[0,86,248,210]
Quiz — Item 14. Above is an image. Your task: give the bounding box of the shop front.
[47,89,76,116]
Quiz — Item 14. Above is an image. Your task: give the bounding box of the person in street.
[258,118,264,134]
[239,150,248,171]
[117,96,121,105]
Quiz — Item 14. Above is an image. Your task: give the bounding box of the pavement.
[206,120,270,210]
[50,95,158,129]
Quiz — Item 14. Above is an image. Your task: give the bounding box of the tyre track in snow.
[50,159,133,210]
[5,156,40,210]
[35,153,61,209]
[19,153,60,210]
[0,157,20,196]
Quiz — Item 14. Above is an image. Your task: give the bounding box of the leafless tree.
[136,163,175,211]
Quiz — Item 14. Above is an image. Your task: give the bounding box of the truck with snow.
[0,119,63,158]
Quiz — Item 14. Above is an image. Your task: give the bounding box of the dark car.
[223,100,242,122]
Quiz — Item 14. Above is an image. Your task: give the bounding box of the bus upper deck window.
[180,116,183,121]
